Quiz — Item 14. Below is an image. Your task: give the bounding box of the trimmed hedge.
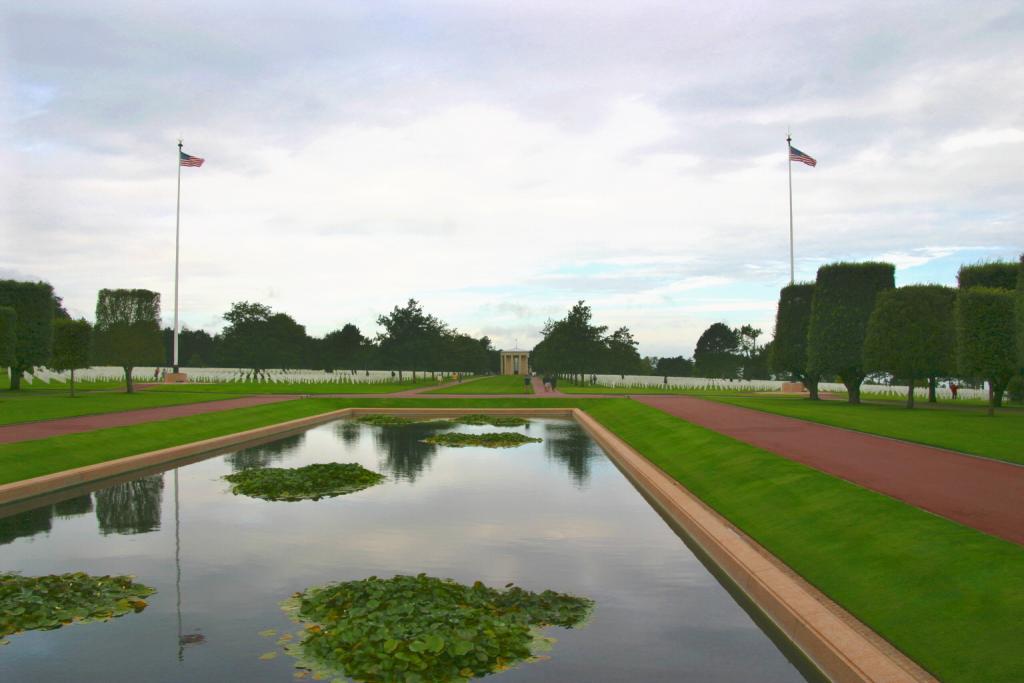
[0,280,55,389]
[770,283,819,398]
[957,261,1018,290]
[863,285,956,408]
[0,306,15,369]
[807,262,895,403]
[956,287,1016,414]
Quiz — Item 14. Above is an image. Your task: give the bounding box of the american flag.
[788,145,816,167]
[179,151,205,167]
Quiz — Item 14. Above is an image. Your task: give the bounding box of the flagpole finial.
[178,138,183,149]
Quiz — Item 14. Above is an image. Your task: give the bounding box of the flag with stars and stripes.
[788,145,816,167]
[179,151,205,167]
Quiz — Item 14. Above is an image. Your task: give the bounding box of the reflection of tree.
[0,505,53,545]
[95,475,165,536]
[54,494,94,518]
[371,423,446,482]
[544,422,602,487]
[0,494,95,545]
[225,433,305,472]
[334,420,362,445]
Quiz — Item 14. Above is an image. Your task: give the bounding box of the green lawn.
[707,394,1024,465]
[427,375,533,394]
[1,396,1020,681]
[0,389,238,426]
[142,379,440,395]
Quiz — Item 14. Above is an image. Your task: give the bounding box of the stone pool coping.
[0,405,932,683]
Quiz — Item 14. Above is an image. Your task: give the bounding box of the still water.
[1,418,813,682]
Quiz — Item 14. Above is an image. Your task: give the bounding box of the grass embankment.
[583,400,1024,683]
[707,394,1024,465]
[0,398,586,485]
[143,380,440,395]
[0,390,238,426]
[427,375,533,394]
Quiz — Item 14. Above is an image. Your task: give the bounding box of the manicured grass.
[0,397,586,485]
[707,394,1024,465]
[0,390,238,426]
[427,375,533,394]
[583,400,1024,683]
[142,379,440,394]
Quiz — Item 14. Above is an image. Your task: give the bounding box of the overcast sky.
[2,1,1021,357]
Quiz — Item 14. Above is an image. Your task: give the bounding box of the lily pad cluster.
[1,572,155,644]
[422,432,542,449]
[274,573,593,682]
[357,415,453,428]
[356,414,530,428]
[451,414,529,427]
[224,462,385,501]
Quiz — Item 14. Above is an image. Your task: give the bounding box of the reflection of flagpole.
[175,468,183,661]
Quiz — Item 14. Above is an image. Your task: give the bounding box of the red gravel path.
[0,396,297,444]
[635,395,1024,545]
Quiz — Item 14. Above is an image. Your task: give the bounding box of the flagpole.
[787,133,794,285]
[174,139,182,373]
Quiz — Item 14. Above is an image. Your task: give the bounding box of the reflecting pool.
[0,418,816,682]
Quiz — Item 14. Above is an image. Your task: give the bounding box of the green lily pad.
[421,432,541,449]
[276,573,592,682]
[0,572,156,642]
[452,414,530,427]
[356,415,452,428]
[224,462,386,502]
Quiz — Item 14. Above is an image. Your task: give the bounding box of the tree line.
[769,256,1024,413]
[0,284,498,393]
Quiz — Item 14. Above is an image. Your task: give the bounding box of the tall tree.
[863,285,956,408]
[219,301,307,373]
[0,306,15,375]
[323,324,366,372]
[376,299,445,381]
[770,283,819,398]
[162,327,218,367]
[1017,254,1024,373]
[0,280,55,390]
[92,288,164,393]
[604,326,643,377]
[807,262,895,404]
[531,301,607,382]
[956,287,1016,415]
[693,323,741,378]
[51,318,93,397]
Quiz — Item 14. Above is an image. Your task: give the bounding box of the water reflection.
[224,433,306,472]
[0,494,95,545]
[544,422,604,487]
[333,420,361,445]
[95,475,165,536]
[370,423,448,482]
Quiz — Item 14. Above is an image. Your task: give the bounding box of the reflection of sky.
[0,419,808,682]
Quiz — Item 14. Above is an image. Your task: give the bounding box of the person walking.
[543,375,552,392]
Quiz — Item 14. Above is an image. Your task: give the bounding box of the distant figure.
[160,368,166,381]
[551,376,558,391]
[543,375,552,392]
[153,367,160,381]
[524,375,531,391]
[950,382,959,400]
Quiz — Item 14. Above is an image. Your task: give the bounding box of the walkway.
[634,395,1024,546]
[0,396,297,444]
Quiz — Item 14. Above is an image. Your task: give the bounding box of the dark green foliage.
[655,355,694,377]
[693,322,741,378]
[1,572,156,643]
[453,414,529,427]
[357,415,452,428]
[276,574,593,682]
[770,283,820,398]
[863,286,956,408]
[1017,254,1024,370]
[956,287,1016,414]
[92,289,164,393]
[957,261,1018,290]
[422,432,541,448]
[0,280,55,390]
[0,306,15,369]
[807,262,895,403]
[51,319,93,396]
[161,327,218,367]
[224,462,385,501]
[531,301,607,381]
[220,301,308,372]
